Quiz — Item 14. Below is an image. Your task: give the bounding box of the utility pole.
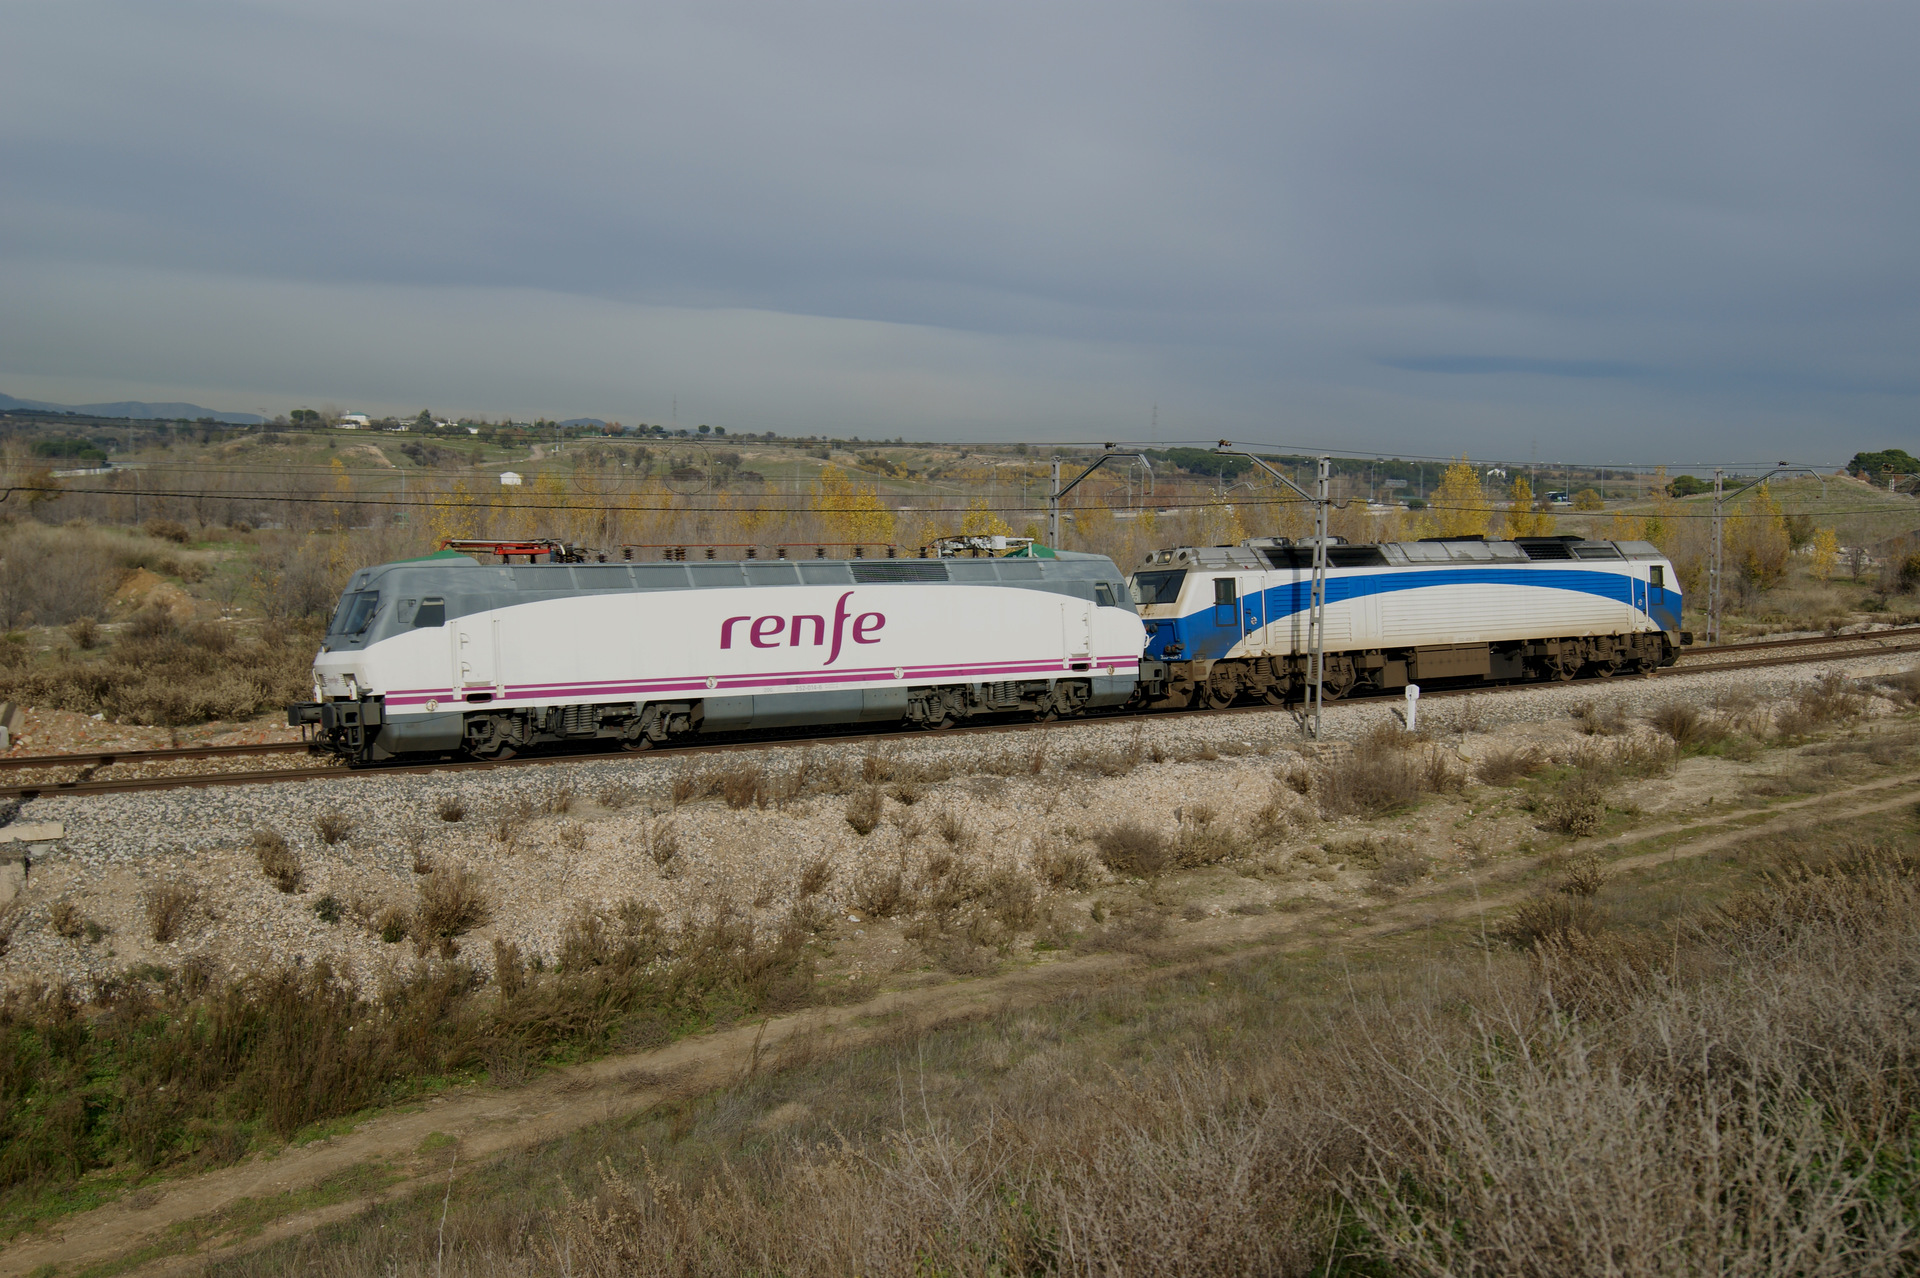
[1212,443,1334,740]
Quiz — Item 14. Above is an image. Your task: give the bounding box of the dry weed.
[844,787,883,836]
[252,828,302,893]
[145,882,200,943]
[311,809,351,846]
[413,866,491,942]
[1477,744,1545,786]
[435,794,467,822]
[797,856,832,898]
[1096,823,1175,878]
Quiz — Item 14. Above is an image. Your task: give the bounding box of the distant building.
[499,471,523,486]
[339,414,370,428]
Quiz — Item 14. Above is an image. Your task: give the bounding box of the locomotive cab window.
[329,591,380,638]
[1214,579,1237,605]
[414,597,446,627]
[1094,582,1116,608]
[1649,566,1665,593]
[1129,569,1186,606]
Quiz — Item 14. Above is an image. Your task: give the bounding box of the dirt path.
[9,771,1917,1278]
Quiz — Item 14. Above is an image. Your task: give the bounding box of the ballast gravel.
[4,650,1913,996]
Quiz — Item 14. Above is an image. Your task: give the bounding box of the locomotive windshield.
[1130,570,1186,606]
[329,591,381,638]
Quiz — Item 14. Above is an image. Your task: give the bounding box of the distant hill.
[558,417,608,428]
[0,392,263,425]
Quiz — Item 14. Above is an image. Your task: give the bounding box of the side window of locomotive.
[414,597,446,627]
[1649,566,1665,596]
[1094,582,1116,608]
[1213,578,1236,605]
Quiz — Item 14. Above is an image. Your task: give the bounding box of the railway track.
[6,625,1917,802]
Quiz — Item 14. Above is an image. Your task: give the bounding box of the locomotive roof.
[340,549,1127,598]
[1137,537,1667,571]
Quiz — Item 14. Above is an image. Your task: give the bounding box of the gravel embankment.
[3,650,1912,996]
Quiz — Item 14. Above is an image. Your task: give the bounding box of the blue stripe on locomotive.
[1142,567,1683,662]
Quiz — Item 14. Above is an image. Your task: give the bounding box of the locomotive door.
[1241,579,1266,656]
[1063,600,1092,662]
[453,616,499,691]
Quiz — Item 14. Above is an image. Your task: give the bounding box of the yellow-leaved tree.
[1730,482,1790,589]
[428,479,479,544]
[1501,476,1556,538]
[1810,527,1839,580]
[959,498,1012,538]
[1429,459,1492,537]
[1572,488,1605,512]
[812,465,896,546]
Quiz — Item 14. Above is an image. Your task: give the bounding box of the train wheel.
[1261,684,1287,706]
[619,735,655,752]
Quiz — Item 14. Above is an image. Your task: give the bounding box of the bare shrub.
[1540,771,1609,837]
[414,866,491,941]
[127,603,176,642]
[146,882,200,943]
[1318,742,1423,817]
[597,782,634,810]
[844,787,882,836]
[1477,744,1545,786]
[49,899,84,939]
[1095,823,1175,878]
[312,808,351,845]
[538,783,576,816]
[1175,823,1242,869]
[66,616,99,650]
[889,782,921,806]
[797,856,832,898]
[435,794,467,822]
[1498,891,1608,948]
[1648,701,1710,747]
[1570,700,1628,736]
[1370,852,1429,893]
[983,866,1039,933]
[1034,843,1096,891]
[1777,672,1867,737]
[1559,852,1608,898]
[852,865,908,919]
[557,822,588,853]
[253,828,303,892]
[143,518,191,544]
[861,747,892,784]
[1422,746,1465,794]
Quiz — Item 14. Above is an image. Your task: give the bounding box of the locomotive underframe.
[295,676,1102,765]
[1138,630,1676,711]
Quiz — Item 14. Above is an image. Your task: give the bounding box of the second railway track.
[6,625,1917,802]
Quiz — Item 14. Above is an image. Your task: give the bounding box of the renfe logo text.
[720,590,884,666]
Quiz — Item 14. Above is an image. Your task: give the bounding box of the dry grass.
[412,866,492,943]
[843,788,882,836]
[1537,769,1610,837]
[312,809,351,846]
[47,899,84,940]
[251,828,303,893]
[1477,743,1545,785]
[435,794,467,823]
[1093,822,1175,878]
[145,882,200,943]
[796,856,832,898]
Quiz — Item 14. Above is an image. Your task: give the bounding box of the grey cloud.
[1,1,1916,459]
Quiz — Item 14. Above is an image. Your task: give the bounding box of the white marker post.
[1405,683,1421,732]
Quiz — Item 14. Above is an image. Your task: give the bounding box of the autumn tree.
[1428,459,1492,538]
[812,465,896,546]
[1730,482,1791,589]
[1572,488,1605,512]
[1809,527,1839,580]
[1501,476,1556,538]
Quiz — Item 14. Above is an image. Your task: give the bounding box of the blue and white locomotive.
[1129,534,1684,709]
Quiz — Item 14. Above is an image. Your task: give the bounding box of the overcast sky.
[2,1,1916,463]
